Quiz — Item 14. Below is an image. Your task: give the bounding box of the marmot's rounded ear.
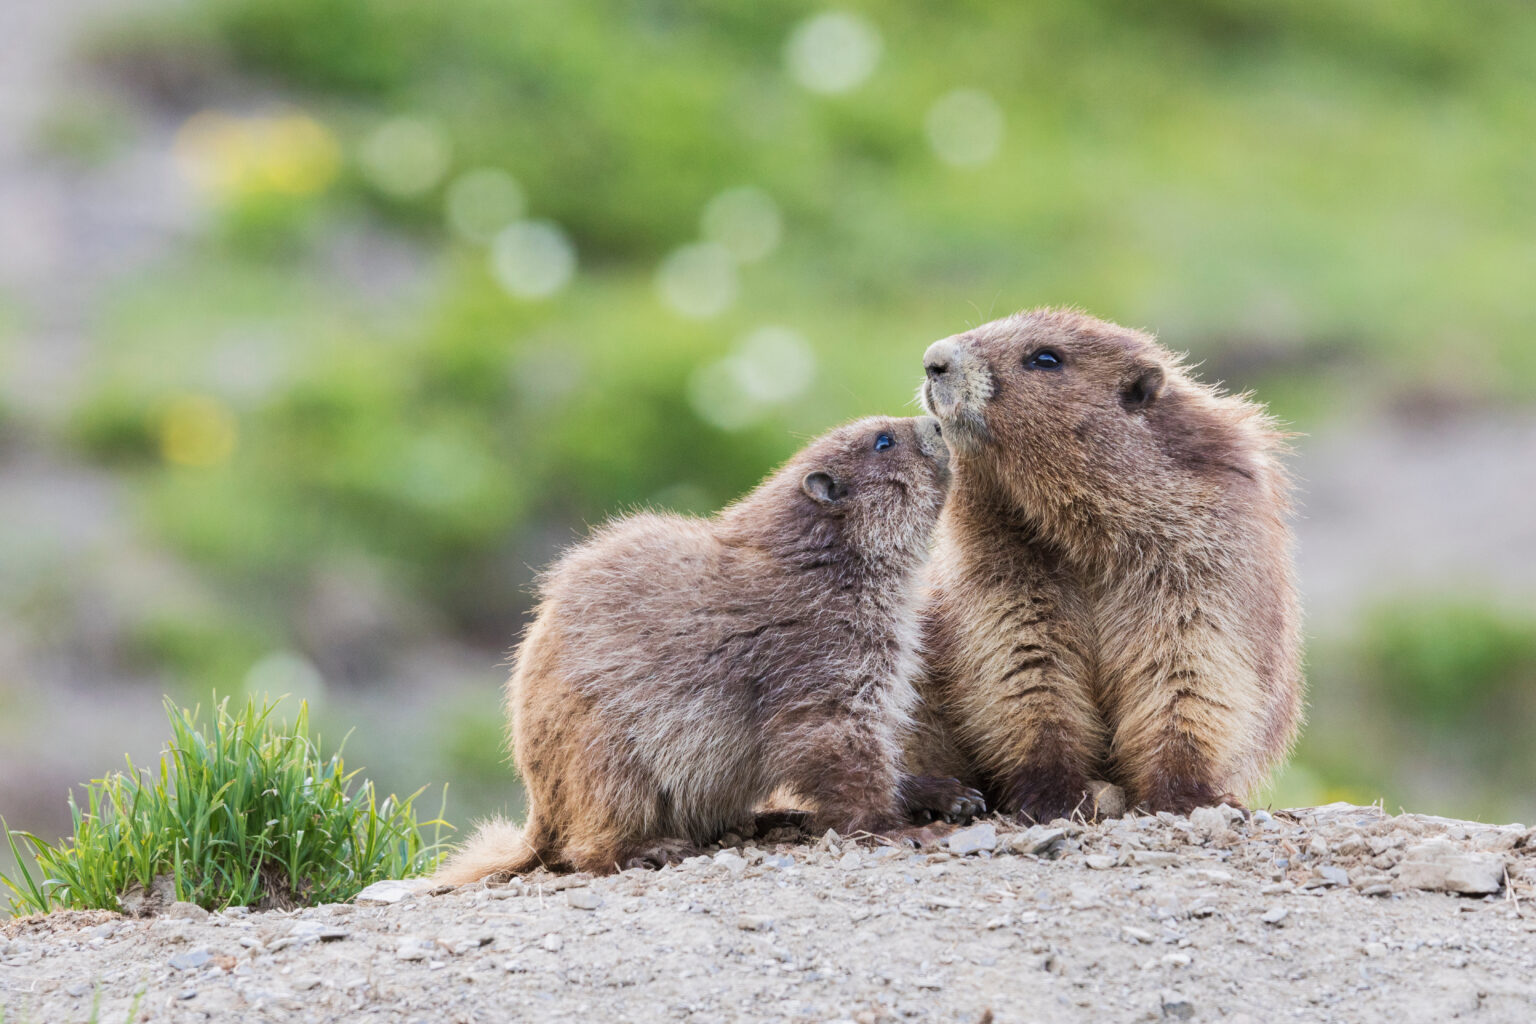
[802,471,844,505]
[1122,365,1165,410]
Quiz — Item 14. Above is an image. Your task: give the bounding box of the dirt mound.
[4,804,1535,1022]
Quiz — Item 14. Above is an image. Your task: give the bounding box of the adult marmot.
[915,309,1302,818]
[438,416,983,880]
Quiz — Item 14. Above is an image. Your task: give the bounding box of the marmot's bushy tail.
[434,816,549,884]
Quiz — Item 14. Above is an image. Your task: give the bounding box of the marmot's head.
[741,415,950,567]
[921,309,1276,550]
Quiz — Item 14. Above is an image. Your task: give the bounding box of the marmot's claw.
[901,775,986,825]
[948,788,987,822]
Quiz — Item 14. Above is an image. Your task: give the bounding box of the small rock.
[838,850,864,869]
[438,931,495,955]
[165,902,210,921]
[1470,830,1520,853]
[760,854,796,870]
[1261,906,1288,926]
[1362,942,1388,958]
[737,915,774,932]
[1188,806,1231,836]
[1128,851,1180,868]
[1084,855,1116,871]
[714,851,748,875]
[566,889,603,911]
[1160,991,1195,1020]
[944,823,997,856]
[1008,826,1067,856]
[354,879,432,905]
[290,920,350,942]
[1123,926,1154,944]
[396,938,432,962]
[914,977,943,990]
[1162,952,1192,968]
[541,933,564,953]
[1087,780,1128,819]
[1395,841,1505,895]
[1315,866,1350,888]
[169,950,212,971]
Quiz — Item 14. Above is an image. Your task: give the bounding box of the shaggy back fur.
[438,415,977,880]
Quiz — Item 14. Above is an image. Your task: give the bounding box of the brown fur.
[912,309,1303,818]
[437,416,983,881]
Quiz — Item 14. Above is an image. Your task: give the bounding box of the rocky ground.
[4,803,1535,1023]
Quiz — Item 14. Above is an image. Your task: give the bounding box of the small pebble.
[1261,906,1288,926]
[944,823,997,856]
[714,851,748,875]
[164,902,210,922]
[168,950,212,971]
[737,915,774,932]
[1008,827,1066,856]
[1160,992,1195,1020]
[396,938,431,962]
[542,933,564,953]
[566,889,603,911]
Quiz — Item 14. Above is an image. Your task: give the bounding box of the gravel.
[4,803,1536,1022]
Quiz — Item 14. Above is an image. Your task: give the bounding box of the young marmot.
[438,416,984,880]
[913,309,1302,818]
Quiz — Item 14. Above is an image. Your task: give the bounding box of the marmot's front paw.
[901,775,987,824]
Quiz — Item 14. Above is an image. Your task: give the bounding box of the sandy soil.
[4,803,1535,1023]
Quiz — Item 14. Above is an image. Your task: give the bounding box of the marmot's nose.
[923,338,959,381]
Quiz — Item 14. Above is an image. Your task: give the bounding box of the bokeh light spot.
[701,187,783,264]
[733,326,816,402]
[925,89,1005,167]
[445,168,526,243]
[174,110,340,199]
[687,326,817,430]
[656,243,739,319]
[490,220,577,299]
[160,395,238,468]
[243,650,325,708]
[359,117,451,198]
[784,11,882,95]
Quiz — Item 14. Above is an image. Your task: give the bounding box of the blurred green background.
[3,0,1535,876]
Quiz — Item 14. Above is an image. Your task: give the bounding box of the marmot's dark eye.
[1026,350,1063,370]
[874,432,894,451]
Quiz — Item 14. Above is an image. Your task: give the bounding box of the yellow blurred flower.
[174,110,341,200]
[160,395,239,468]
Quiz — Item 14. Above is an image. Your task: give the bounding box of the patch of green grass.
[1360,601,1536,727]
[1,696,449,916]
[1290,599,1536,823]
